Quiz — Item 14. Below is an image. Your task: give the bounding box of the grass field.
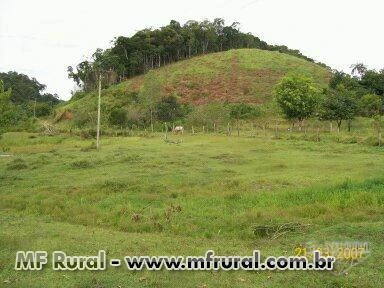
[0,128,383,287]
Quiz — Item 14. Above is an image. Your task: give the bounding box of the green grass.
[0,130,383,287]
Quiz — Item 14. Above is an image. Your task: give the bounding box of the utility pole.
[96,73,101,150]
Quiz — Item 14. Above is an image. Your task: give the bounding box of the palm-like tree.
[350,63,367,77]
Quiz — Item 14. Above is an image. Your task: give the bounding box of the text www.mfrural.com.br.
[15,250,336,271]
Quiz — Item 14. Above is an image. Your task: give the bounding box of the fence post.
[316,128,320,142]
[274,123,278,138]
[192,126,195,135]
[164,123,168,140]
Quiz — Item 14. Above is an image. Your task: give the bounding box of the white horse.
[173,126,184,134]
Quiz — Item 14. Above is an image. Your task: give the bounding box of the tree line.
[67,19,325,92]
[275,64,384,131]
[0,72,61,133]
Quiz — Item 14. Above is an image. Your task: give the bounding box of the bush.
[186,104,230,127]
[109,108,127,127]
[34,102,53,117]
[73,112,93,128]
[230,103,262,120]
[155,95,184,122]
[359,94,382,117]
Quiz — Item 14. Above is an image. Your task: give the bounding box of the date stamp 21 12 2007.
[294,241,370,275]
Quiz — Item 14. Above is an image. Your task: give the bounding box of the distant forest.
[67,19,326,92]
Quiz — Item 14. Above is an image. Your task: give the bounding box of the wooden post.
[330,122,333,133]
[348,119,351,132]
[96,73,101,150]
[316,128,320,142]
[213,123,216,133]
[203,125,205,133]
[275,123,278,138]
[192,126,195,135]
[164,123,168,140]
[251,122,254,137]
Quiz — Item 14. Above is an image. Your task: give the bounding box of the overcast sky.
[0,0,383,100]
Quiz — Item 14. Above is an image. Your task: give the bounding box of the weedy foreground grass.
[0,131,383,287]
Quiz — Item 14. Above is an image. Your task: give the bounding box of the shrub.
[109,108,127,127]
[186,104,230,127]
[230,103,262,120]
[155,95,184,122]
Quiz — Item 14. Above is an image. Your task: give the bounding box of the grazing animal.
[173,126,184,134]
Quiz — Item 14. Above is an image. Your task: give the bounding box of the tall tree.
[138,71,163,129]
[359,94,382,117]
[320,86,358,131]
[350,63,367,78]
[275,75,320,125]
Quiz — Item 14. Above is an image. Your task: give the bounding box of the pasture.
[0,129,383,287]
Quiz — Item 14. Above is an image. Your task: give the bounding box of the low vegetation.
[0,128,383,287]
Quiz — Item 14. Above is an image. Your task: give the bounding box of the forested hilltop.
[0,72,60,133]
[67,19,327,92]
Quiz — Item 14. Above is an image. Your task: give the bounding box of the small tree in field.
[320,86,358,131]
[139,71,163,131]
[275,75,320,127]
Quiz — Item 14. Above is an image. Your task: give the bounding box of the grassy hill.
[61,49,331,119]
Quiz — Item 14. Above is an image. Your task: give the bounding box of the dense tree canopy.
[0,71,60,118]
[320,86,358,129]
[0,71,59,105]
[359,94,382,117]
[329,67,384,116]
[275,75,320,123]
[0,79,27,132]
[68,19,320,92]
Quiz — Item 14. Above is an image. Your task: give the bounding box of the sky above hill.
[0,0,383,100]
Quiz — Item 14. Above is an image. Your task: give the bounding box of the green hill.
[60,49,331,122]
